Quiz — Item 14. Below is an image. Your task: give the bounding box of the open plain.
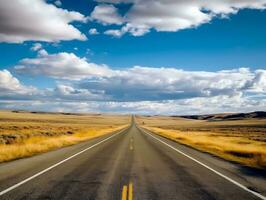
[0,110,130,162]
[0,116,265,200]
[136,114,266,168]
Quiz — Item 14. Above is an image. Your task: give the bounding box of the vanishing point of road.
[0,118,266,200]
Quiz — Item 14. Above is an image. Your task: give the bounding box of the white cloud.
[0,95,265,114]
[53,84,106,100]
[93,0,266,36]
[96,0,133,3]
[0,69,106,102]
[0,0,87,43]
[243,70,266,93]
[104,23,149,37]
[31,43,42,51]
[1,65,266,114]
[78,66,265,102]
[0,70,37,98]
[14,51,113,80]
[3,51,265,114]
[0,70,25,92]
[89,28,99,35]
[104,29,124,37]
[37,49,49,56]
[90,4,124,25]
[13,51,266,102]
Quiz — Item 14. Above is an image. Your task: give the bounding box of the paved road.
[0,120,265,200]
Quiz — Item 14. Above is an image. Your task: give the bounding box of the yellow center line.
[121,185,128,200]
[121,182,133,200]
[128,182,133,200]
[129,138,134,150]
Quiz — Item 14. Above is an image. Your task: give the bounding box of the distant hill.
[11,110,100,116]
[179,111,266,121]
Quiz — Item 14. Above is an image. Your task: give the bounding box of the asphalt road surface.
[0,119,266,200]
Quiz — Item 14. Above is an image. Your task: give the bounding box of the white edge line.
[140,127,266,200]
[0,127,127,196]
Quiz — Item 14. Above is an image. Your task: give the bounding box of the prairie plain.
[136,114,266,168]
[0,110,130,163]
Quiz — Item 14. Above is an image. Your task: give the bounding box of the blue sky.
[0,0,265,114]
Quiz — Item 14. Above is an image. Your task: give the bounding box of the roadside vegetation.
[136,115,266,168]
[0,110,130,163]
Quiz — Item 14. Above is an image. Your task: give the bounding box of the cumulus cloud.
[0,0,87,43]
[0,70,37,99]
[79,66,266,101]
[89,28,99,35]
[1,49,264,114]
[13,51,266,102]
[14,51,112,80]
[53,84,106,101]
[0,95,265,114]
[90,4,124,25]
[93,0,266,36]
[0,69,107,102]
[31,43,43,51]
[1,62,266,114]
[104,23,149,37]
[243,70,266,93]
[104,29,124,37]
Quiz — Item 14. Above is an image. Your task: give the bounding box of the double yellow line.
[122,137,134,199]
[121,182,133,200]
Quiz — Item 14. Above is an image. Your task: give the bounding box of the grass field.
[0,110,130,162]
[136,115,266,168]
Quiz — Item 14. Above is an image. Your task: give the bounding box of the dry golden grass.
[0,110,130,162]
[136,116,266,168]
